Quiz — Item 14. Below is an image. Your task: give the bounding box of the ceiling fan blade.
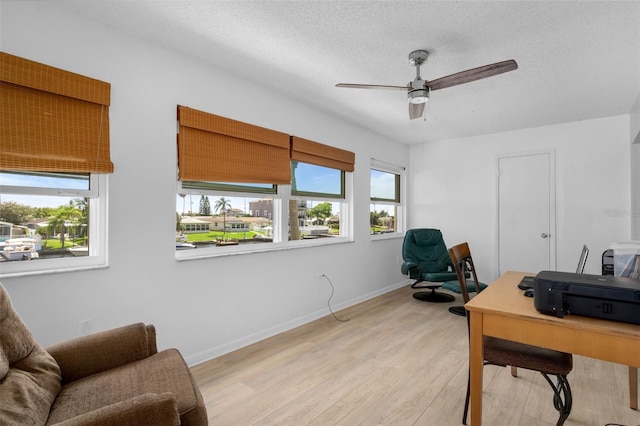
[335,83,408,90]
[409,102,425,120]
[427,60,518,91]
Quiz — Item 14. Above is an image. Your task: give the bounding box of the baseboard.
[186,278,411,366]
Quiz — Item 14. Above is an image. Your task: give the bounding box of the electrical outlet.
[79,319,93,336]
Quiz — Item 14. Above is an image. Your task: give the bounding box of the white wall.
[1,2,410,365]
[409,115,631,280]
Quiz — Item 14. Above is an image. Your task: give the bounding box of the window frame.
[370,159,405,239]
[181,180,277,195]
[1,171,98,197]
[0,173,109,277]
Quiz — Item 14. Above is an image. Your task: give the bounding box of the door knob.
[541,233,550,238]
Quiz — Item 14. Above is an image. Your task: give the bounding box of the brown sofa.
[0,283,208,425]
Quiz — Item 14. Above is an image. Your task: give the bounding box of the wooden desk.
[465,270,640,425]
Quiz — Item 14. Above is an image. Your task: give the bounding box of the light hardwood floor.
[191,284,640,425]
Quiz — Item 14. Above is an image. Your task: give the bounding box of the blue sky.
[1,168,395,215]
[0,172,88,209]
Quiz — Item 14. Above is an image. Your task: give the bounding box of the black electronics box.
[533,271,640,325]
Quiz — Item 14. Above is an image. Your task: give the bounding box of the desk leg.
[469,311,484,425]
[630,366,638,410]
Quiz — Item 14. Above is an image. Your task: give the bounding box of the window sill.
[370,232,404,241]
[0,259,109,278]
[175,236,354,261]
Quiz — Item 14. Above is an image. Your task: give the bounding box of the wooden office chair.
[448,242,574,426]
[441,243,488,316]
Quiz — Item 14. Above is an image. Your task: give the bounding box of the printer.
[533,271,640,325]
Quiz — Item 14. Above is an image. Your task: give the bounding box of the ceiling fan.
[336,50,518,120]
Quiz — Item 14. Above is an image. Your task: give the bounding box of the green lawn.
[370,226,388,233]
[185,231,261,242]
[41,237,87,249]
[183,227,342,242]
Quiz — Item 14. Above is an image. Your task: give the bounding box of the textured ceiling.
[59,0,640,145]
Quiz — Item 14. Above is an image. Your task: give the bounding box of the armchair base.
[448,305,467,316]
[412,288,455,303]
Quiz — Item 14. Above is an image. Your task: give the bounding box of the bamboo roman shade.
[291,136,355,172]
[177,105,292,184]
[0,52,113,173]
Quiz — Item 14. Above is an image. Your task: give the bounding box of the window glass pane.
[370,204,397,234]
[0,193,90,260]
[291,162,343,197]
[370,169,399,202]
[176,194,274,249]
[289,198,340,241]
[1,171,90,191]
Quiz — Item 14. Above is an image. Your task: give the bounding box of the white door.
[497,152,556,275]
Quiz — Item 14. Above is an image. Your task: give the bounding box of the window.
[176,185,278,250]
[0,172,108,276]
[292,162,344,197]
[0,53,112,277]
[176,107,354,258]
[290,161,347,241]
[370,159,405,236]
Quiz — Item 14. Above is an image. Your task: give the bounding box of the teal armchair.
[401,228,462,302]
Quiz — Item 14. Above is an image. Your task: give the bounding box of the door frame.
[494,149,557,278]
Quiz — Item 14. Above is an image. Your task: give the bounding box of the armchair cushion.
[422,271,460,282]
[442,279,488,294]
[46,349,206,425]
[402,229,456,281]
[46,323,157,385]
[53,392,180,426]
[0,284,62,426]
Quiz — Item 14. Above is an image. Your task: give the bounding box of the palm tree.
[176,212,183,233]
[73,198,88,244]
[214,197,232,239]
[46,202,83,248]
[47,216,65,247]
[178,193,186,216]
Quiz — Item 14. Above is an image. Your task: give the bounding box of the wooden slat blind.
[291,136,355,172]
[177,106,291,184]
[0,52,113,174]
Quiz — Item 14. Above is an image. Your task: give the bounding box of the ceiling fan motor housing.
[408,79,429,104]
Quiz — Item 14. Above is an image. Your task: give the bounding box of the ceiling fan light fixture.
[408,89,429,104]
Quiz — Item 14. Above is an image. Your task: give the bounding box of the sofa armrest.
[50,393,180,426]
[46,323,157,385]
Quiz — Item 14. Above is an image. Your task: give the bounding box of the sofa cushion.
[0,284,62,425]
[46,349,206,425]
